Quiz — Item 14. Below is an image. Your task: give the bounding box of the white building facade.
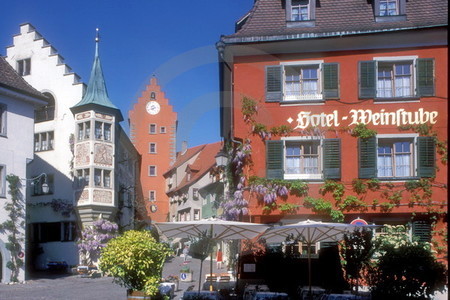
[0,56,47,282]
[5,23,139,272]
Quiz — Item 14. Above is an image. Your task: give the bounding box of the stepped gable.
[7,23,83,86]
[226,0,448,41]
[0,56,47,101]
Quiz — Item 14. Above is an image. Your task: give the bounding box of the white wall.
[5,23,85,268]
[0,90,39,283]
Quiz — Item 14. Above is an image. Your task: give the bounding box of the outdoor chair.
[205,273,218,282]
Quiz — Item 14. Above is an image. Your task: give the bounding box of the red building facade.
[218,0,447,255]
[129,77,177,222]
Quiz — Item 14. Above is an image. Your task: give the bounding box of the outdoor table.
[253,292,289,300]
[298,286,326,299]
[183,291,219,300]
[324,294,363,300]
[243,284,271,300]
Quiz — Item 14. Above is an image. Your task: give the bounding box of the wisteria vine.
[78,218,118,265]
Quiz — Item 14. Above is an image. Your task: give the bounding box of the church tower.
[129,77,177,222]
[70,30,124,225]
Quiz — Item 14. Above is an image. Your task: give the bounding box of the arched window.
[35,92,55,123]
[150,92,156,99]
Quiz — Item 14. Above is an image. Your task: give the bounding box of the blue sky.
[1,0,254,150]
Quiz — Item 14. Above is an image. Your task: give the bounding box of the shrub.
[99,230,171,295]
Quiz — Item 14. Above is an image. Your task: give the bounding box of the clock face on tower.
[146,101,160,115]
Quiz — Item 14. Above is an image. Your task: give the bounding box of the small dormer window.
[286,0,315,28]
[374,0,406,22]
[379,0,399,16]
[292,0,310,21]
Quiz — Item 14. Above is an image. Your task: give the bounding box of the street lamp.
[215,149,228,168]
[28,173,49,194]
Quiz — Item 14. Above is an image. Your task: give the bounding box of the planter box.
[180,271,193,282]
[127,290,151,300]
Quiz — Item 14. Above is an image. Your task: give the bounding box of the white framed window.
[284,139,321,179]
[376,134,417,178]
[95,121,112,141]
[94,168,111,188]
[265,60,339,102]
[35,92,55,123]
[149,190,156,202]
[267,138,341,181]
[34,131,54,152]
[160,126,166,134]
[0,103,7,136]
[77,121,91,140]
[194,209,200,221]
[379,0,399,16]
[76,168,90,188]
[149,124,157,134]
[291,0,310,21]
[149,165,157,176]
[193,188,199,200]
[359,56,434,100]
[149,142,157,153]
[0,164,6,198]
[17,58,31,76]
[377,61,413,98]
[283,61,322,101]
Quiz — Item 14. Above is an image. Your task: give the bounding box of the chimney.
[181,141,188,154]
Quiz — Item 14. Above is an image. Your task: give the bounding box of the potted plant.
[179,265,193,282]
[99,230,170,299]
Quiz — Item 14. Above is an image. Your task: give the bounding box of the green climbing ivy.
[0,175,25,282]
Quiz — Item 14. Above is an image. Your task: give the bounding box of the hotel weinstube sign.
[288,108,439,130]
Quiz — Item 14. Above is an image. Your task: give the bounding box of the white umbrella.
[155,217,269,241]
[259,219,377,296]
[155,218,269,292]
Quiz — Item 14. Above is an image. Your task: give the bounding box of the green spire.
[73,28,118,110]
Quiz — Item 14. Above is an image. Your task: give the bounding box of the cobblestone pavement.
[0,255,225,300]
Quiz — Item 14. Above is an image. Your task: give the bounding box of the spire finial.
[95,28,100,43]
[95,28,100,56]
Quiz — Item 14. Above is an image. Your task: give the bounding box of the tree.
[368,225,447,298]
[340,229,374,293]
[188,232,216,294]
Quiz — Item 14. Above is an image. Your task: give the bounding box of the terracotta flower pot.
[127,290,151,300]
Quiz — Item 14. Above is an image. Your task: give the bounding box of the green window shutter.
[265,65,282,102]
[266,140,284,179]
[323,63,339,99]
[417,136,436,178]
[358,137,377,179]
[416,58,435,97]
[323,138,341,179]
[359,61,376,99]
[412,220,432,242]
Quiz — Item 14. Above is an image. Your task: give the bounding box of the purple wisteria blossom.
[78,219,118,265]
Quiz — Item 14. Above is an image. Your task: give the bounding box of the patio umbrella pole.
[210,249,213,291]
[308,242,312,297]
[210,224,213,292]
